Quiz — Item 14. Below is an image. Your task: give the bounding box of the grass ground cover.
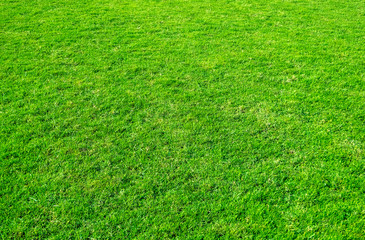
[1,0,364,238]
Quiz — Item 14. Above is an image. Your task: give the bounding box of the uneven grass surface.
[1,0,365,238]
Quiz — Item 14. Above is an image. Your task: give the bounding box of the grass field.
[1,0,365,238]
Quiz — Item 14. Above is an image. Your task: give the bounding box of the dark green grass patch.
[1,0,364,238]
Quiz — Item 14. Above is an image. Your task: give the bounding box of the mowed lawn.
[1,0,364,238]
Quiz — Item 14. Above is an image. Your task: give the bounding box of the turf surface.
[1,0,365,238]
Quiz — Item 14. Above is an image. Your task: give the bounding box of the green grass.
[1,0,364,238]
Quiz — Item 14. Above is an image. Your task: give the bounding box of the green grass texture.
[1,0,364,238]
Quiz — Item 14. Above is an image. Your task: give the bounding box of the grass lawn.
[1,0,364,238]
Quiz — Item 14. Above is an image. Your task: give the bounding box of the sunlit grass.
[1,0,364,238]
